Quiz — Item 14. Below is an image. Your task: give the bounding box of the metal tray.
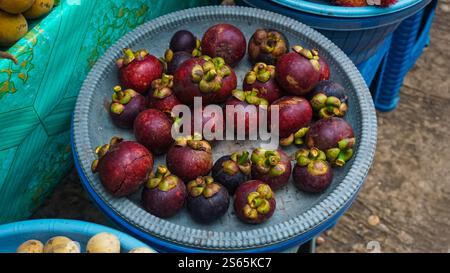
[72,6,377,252]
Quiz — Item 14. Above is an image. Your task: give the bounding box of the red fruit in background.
[250,148,292,191]
[166,137,213,183]
[201,23,246,67]
[248,28,289,66]
[234,181,276,225]
[306,117,355,167]
[109,86,146,129]
[225,89,269,137]
[91,137,154,197]
[190,107,224,141]
[147,74,181,114]
[243,63,284,104]
[270,96,313,140]
[318,57,330,81]
[332,0,367,7]
[186,176,230,224]
[380,0,397,7]
[142,166,186,218]
[134,109,174,155]
[170,30,199,54]
[173,57,237,105]
[276,46,323,96]
[117,48,163,94]
[293,148,333,194]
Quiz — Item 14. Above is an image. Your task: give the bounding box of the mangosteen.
[142,166,186,218]
[173,56,237,105]
[318,57,330,81]
[248,28,289,65]
[212,151,251,195]
[306,117,355,167]
[293,148,333,193]
[190,107,224,141]
[250,148,292,191]
[116,48,163,95]
[109,85,146,129]
[234,180,276,225]
[276,46,323,96]
[201,23,246,67]
[269,96,313,143]
[186,176,230,224]
[91,137,154,197]
[147,74,181,114]
[169,30,201,55]
[243,63,284,104]
[225,89,269,137]
[163,50,193,75]
[134,109,174,155]
[166,136,213,182]
[309,80,348,118]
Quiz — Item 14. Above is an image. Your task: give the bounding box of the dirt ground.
[33,1,450,253]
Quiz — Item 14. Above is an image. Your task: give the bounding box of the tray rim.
[72,5,378,251]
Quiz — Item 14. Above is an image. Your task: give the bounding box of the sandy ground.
[33,0,450,253]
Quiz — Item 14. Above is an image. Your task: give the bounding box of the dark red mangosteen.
[166,136,213,183]
[225,89,269,137]
[212,151,251,195]
[116,48,163,95]
[269,96,313,143]
[243,63,284,104]
[190,107,224,141]
[134,109,174,155]
[318,57,330,81]
[169,30,200,55]
[163,51,193,76]
[147,74,181,114]
[173,56,237,105]
[186,176,230,224]
[142,165,186,218]
[276,46,322,96]
[250,148,292,191]
[306,117,355,167]
[91,137,154,197]
[248,28,289,65]
[234,180,276,225]
[109,85,146,129]
[201,23,246,67]
[309,80,348,118]
[293,148,333,193]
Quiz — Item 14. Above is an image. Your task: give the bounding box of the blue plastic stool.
[372,0,437,111]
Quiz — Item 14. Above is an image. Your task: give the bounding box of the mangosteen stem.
[244,185,273,218]
[325,138,355,167]
[311,93,348,118]
[251,149,286,177]
[187,176,220,198]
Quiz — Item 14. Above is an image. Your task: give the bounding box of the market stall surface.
[32,0,450,253]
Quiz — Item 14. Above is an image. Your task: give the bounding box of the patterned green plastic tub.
[0,0,212,224]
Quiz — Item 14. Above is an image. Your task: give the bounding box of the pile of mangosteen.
[91,23,356,226]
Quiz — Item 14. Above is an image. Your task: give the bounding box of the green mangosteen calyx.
[295,148,330,176]
[191,56,231,93]
[251,148,286,177]
[151,74,174,99]
[116,48,149,68]
[325,138,356,167]
[292,45,321,72]
[232,89,269,106]
[243,184,273,219]
[147,166,178,192]
[174,135,212,154]
[311,93,348,118]
[245,63,275,84]
[110,86,140,115]
[91,137,123,173]
[280,127,309,147]
[222,151,252,176]
[187,176,221,198]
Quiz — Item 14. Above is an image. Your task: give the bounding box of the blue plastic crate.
[373,0,437,111]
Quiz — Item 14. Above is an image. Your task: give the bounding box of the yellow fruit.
[16,240,44,253]
[0,10,28,47]
[23,0,54,19]
[86,232,121,253]
[0,0,35,14]
[43,236,81,253]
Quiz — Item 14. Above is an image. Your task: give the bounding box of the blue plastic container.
[241,0,432,64]
[0,219,155,253]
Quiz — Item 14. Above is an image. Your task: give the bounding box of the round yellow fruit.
[0,10,28,47]
[16,240,44,253]
[0,0,35,14]
[23,0,54,19]
[43,236,81,253]
[86,232,121,253]
[129,247,155,253]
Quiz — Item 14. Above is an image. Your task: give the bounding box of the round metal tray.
[72,6,377,252]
